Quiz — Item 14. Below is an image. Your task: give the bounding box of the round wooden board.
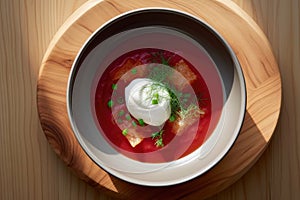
[37,0,281,199]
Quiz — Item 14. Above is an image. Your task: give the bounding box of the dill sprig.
[142,81,201,121]
[151,130,164,147]
[177,104,204,121]
[144,51,205,147]
[148,65,174,83]
[149,51,173,65]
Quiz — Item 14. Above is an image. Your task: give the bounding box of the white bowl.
[67,8,246,186]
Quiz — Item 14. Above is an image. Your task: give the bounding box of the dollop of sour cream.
[125,78,171,126]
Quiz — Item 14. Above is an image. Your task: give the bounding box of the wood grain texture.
[36,0,281,199]
[0,0,297,200]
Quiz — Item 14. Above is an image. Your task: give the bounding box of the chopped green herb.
[132,121,137,127]
[138,119,145,126]
[125,114,131,121]
[107,100,113,108]
[131,68,137,74]
[117,118,123,124]
[151,131,160,139]
[155,138,164,147]
[122,129,128,136]
[112,83,117,90]
[151,92,159,105]
[118,110,125,116]
[169,115,176,122]
[152,99,158,105]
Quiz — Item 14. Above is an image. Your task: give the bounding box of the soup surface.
[95,48,212,163]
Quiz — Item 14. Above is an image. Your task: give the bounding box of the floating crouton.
[112,107,144,147]
[124,130,143,147]
[170,59,197,90]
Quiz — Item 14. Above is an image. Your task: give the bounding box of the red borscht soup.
[95,48,213,163]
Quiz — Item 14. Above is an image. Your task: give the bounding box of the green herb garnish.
[131,68,137,74]
[112,83,117,90]
[138,119,145,126]
[151,131,162,138]
[197,92,209,107]
[152,92,159,104]
[117,118,123,124]
[125,114,131,121]
[155,138,164,147]
[132,121,137,127]
[107,100,113,108]
[118,109,125,116]
[141,82,170,106]
[146,52,205,128]
[148,65,173,82]
[177,104,203,121]
[151,130,164,147]
[150,51,173,66]
[152,99,158,105]
[122,129,128,136]
[169,115,176,122]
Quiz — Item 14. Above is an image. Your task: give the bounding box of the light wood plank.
[37,0,280,199]
[210,0,300,199]
[0,0,108,200]
[0,0,298,199]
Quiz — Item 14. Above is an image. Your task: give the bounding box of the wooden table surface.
[0,0,299,199]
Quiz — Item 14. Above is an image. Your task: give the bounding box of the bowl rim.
[66,7,246,186]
